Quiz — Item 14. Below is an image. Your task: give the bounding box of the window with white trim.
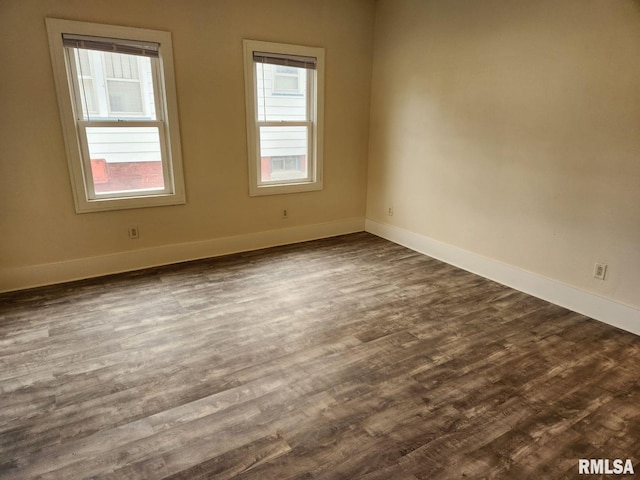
[46,18,186,212]
[243,40,324,196]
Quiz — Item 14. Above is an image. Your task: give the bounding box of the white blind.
[253,51,316,70]
[62,34,160,58]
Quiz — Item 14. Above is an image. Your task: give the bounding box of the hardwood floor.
[1,232,639,479]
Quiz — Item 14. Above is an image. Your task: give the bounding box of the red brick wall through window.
[90,159,164,193]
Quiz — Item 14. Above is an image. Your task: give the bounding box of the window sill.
[249,180,323,197]
[74,191,186,213]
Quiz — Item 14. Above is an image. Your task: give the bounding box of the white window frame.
[243,40,324,196]
[46,18,186,213]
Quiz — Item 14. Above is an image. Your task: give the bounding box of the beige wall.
[367,0,640,309]
[1,0,638,312]
[0,0,374,270]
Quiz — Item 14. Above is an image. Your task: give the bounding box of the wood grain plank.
[1,233,639,479]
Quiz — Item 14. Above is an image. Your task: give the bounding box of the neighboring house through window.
[243,40,324,196]
[46,18,186,212]
[273,66,302,94]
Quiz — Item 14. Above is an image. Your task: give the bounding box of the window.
[273,66,302,94]
[243,40,324,196]
[46,18,185,212]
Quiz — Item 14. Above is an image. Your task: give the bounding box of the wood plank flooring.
[1,232,639,479]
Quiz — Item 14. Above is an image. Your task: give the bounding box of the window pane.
[78,50,92,73]
[256,63,307,122]
[274,75,299,92]
[274,66,300,92]
[72,48,156,120]
[259,126,308,182]
[73,50,98,115]
[81,78,98,114]
[85,126,165,194]
[107,80,144,114]
[104,52,140,79]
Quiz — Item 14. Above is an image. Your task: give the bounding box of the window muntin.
[244,40,324,196]
[46,18,185,212]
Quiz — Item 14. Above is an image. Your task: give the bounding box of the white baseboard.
[0,217,365,293]
[366,219,640,336]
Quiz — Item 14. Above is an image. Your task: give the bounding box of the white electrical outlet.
[128,225,140,239]
[387,206,393,216]
[593,263,607,280]
[282,208,289,219]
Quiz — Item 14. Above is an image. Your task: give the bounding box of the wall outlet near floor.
[128,225,140,239]
[281,208,289,219]
[593,263,607,280]
[387,206,393,216]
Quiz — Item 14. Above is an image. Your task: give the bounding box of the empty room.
[1,0,639,478]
